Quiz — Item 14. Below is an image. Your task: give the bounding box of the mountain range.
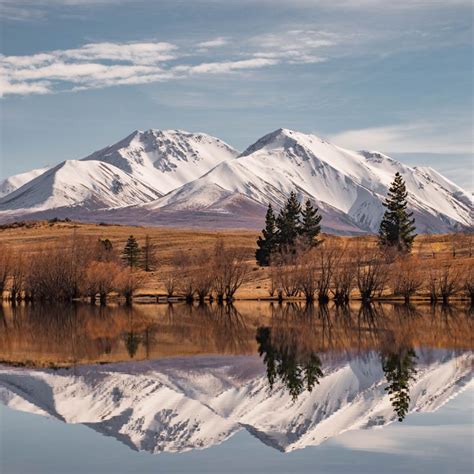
[0,128,471,234]
[0,350,471,454]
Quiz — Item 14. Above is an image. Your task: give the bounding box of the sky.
[0,0,472,190]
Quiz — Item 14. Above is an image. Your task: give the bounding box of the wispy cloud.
[196,37,229,48]
[250,29,336,64]
[327,122,473,154]
[0,31,333,97]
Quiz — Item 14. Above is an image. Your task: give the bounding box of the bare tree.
[356,245,388,301]
[213,239,249,302]
[331,244,356,304]
[9,254,24,302]
[114,268,144,304]
[0,245,10,299]
[315,242,339,303]
[391,256,424,302]
[193,251,214,303]
[164,272,176,298]
[428,264,461,304]
[83,261,120,305]
[142,235,157,272]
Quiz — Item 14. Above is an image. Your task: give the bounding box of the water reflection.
[0,301,472,451]
[256,326,323,401]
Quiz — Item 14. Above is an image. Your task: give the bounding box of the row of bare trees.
[165,240,249,303]
[267,241,473,303]
[0,237,143,304]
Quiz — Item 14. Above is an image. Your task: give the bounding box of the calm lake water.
[0,302,472,474]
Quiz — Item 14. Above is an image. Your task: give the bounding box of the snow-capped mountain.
[0,128,471,233]
[81,129,239,194]
[0,160,161,211]
[146,129,472,233]
[0,350,471,454]
[0,129,238,215]
[0,167,49,198]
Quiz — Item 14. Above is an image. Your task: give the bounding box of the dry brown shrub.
[83,261,122,304]
[428,263,461,304]
[391,255,424,302]
[356,244,389,301]
[114,268,145,304]
[213,239,249,302]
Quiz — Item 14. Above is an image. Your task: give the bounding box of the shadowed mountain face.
[0,302,472,455]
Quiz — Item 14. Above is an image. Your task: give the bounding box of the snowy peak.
[0,160,161,212]
[0,167,50,198]
[149,128,472,233]
[0,127,471,233]
[82,129,239,194]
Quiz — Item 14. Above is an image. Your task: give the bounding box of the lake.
[0,302,472,474]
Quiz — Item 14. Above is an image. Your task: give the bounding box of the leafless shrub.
[9,254,25,302]
[142,234,157,272]
[356,245,388,301]
[164,273,176,298]
[213,240,249,302]
[428,264,461,304]
[193,251,215,303]
[25,235,96,301]
[0,245,10,298]
[461,264,474,304]
[331,244,356,304]
[82,261,121,305]
[114,269,144,304]
[173,251,196,302]
[297,257,317,302]
[391,256,424,302]
[314,242,339,303]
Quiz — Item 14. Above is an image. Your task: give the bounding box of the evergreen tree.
[381,347,417,422]
[276,191,302,253]
[122,235,141,269]
[379,172,417,252]
[256,204,278,266]
[300,199,322,248]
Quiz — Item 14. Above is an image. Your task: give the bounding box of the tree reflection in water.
[256,326,323,401]
[381,347,417,421]
[0,300,470,421]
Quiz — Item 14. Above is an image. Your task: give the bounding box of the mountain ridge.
[0,128,471,233]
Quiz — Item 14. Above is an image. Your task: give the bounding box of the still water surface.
[0,302,472,473]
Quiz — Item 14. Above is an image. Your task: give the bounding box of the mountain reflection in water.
[0,302,472,454]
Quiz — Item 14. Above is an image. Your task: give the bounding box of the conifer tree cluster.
[378,172,417,252]
[256,192,322,266]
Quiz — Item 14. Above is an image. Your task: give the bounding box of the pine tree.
[122,235,141,269]
[379,172,417,252]
[300,199,322,248]
[256,204,278,266]
[276,191,302,253]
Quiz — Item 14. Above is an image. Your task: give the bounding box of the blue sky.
[0,0,472,190]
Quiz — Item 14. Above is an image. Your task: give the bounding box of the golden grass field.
[0,220,472,300]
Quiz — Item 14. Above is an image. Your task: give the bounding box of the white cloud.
[0,32,336,97]
[327,122,473,154]
[196,37,229,48]
[250,29,336,64]
[177,58,279,75]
